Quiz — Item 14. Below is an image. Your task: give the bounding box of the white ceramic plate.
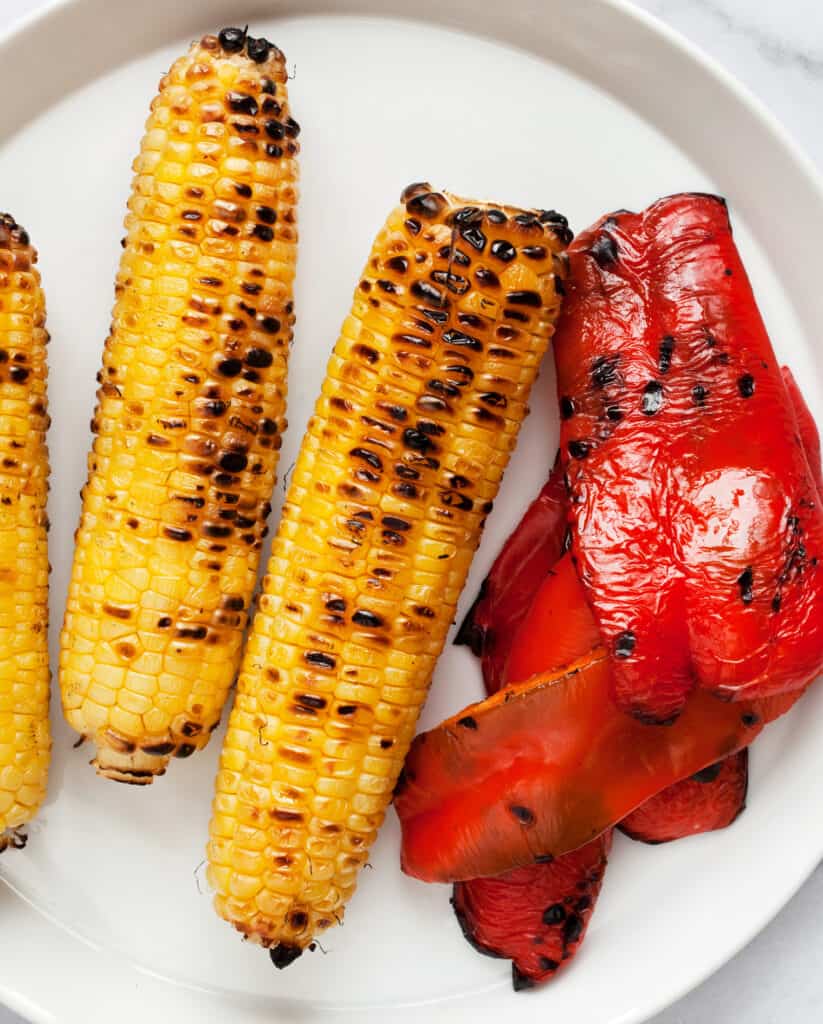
[1,1,822,1022]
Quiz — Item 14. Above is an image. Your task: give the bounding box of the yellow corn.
[59,28,299,783]
[207,184,570,960]
[0,214,50,851]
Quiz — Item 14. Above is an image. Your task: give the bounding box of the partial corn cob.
[207,183,571,961]
[0,214,50,851]
[59,28,300,783]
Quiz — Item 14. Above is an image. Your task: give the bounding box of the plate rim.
[1,1,822,1022]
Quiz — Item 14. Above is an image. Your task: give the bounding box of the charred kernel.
[403,428,435,453]
[738,373,756,398]
[157,616,172,628]
[404,218,421,235]
[411,280,445,305]
[659,335,676,373]
[562,914,583,946]
[480,392,507,408]
[380,738,394,749]
[393,333,431,349]
[589,232,618,267]
[305,651,336,670]
[256,205,277,225]
[265,143,283,158]
[509,804,536,826]
[218,27,245,52]
[260,316,281,334]
[542,903,566,925]
[490,239,516,262]
[539,957,560,973]
[217,358,242,377]
[176,625,208,640]
[164,526,192,542]
[352,610,383,628]
[568,440,589,460]
[337,704,357,716]
[741,711,760,727]
[442,329,482,352]
[453,206,482,225]
[386,255,408,273]
[420,306,447,324]
[523,244,548,260]
[641,381,664,415]
[606,406,623,422]
[457,715,478,730]
[506,289,541,307]
[560,396,576,420]
[234,183,252,199]
[614,630,636,658]
[738,567,754,604]
[377,279,397,294]
[8,366,29,383]
[487,209,506,223]
[204,523,233,538]
[474,267,500,288]
[265,120,285,140]
[692,383,709,406]
[142,741,175,756]
[296,693,327,711]
[405,191,447,219]
[253,224,274,242]
[460,225,486,251]
[350,447,383,471]
[284,117,300,137]
[175,744,196,758]
[227,91,258,116]
[246,36,271,63]
[219,451,248,473]
[394,463,418,479]
[591,355,620,389]
[245,347,273,367]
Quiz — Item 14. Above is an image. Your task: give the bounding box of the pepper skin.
[451,829,611,990]
[618,748,748,844]
[454,459,568,693]
[555,194,823,721]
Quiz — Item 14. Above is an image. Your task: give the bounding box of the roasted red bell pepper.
[396,195,821,884]
[554,193,823,722]
[455,460,568,694]
[618,748,749,844]
[451,830,612,989]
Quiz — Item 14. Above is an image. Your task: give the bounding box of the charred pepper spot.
[509,804,536,826]
[614,630,636,658]
[738,374,756,398]
[562,913,584,948]
[512,966,536,991]
[741,711,760,727]
[641,381,664,415]
[457,715,478,730]
[659,335,676,373]
[560,396,575,420]
[738,567,754,604]
[591,355,620,389]
[692,383,709,406]
[589,232,618,267]
[542,903,566,925]
[568,440,589,460]
[692,762,723,783]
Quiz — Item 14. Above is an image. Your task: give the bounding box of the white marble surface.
[0,0,821,1021]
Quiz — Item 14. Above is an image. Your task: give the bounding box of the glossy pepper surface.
[556,193,823,722]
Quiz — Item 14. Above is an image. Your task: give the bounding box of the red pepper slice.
[618,748,749,844]
[455,460,568,694]
[555,193,823,721]
[451,830,612,989]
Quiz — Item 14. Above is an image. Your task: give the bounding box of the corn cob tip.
[0,212,31,248]
[91,741,170,785]
[0,827,29,854]
[195,26,285,68]
[269,944,303,969]
[399,186,574,246]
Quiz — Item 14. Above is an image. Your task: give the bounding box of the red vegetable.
[618,748,749,844]
[397,194,821,884]
[452,830,611,990]
[555,193,823,722]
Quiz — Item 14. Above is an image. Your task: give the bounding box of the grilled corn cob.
[207,183,571,960]
[59,28,300,783]
[0,214,50,851]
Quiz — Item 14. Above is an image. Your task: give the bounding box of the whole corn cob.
[0,214,50,851]
[59,28,300,783]
[207,183,571,961]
